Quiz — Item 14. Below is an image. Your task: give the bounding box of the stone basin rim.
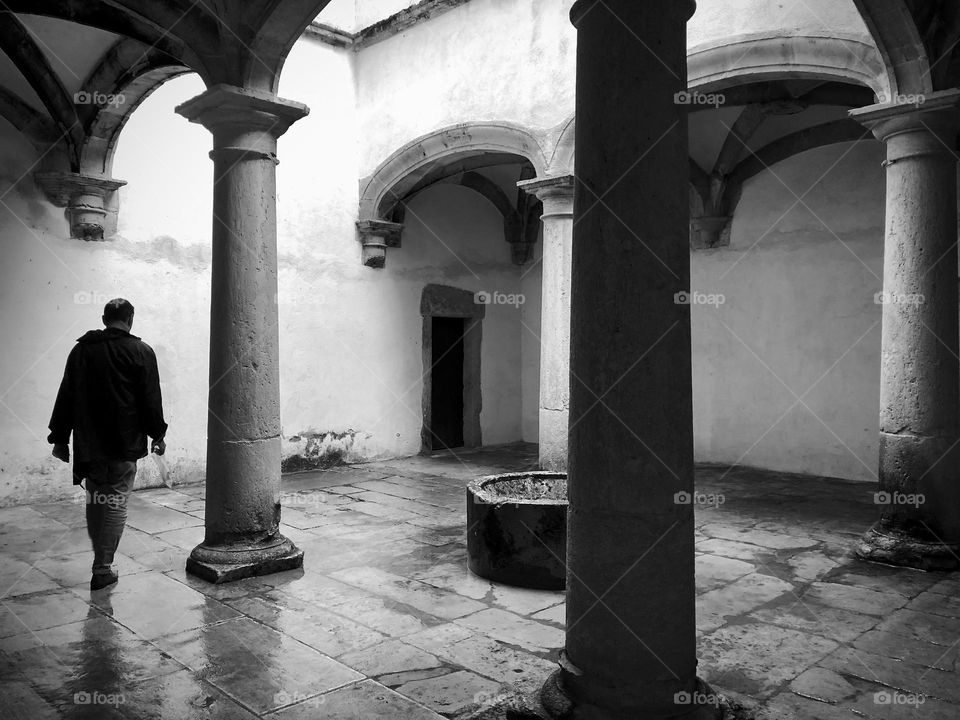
[468,470,567,506]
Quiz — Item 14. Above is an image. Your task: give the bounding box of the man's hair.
[103,298,135,324]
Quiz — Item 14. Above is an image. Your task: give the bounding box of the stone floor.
[1,443,958,719]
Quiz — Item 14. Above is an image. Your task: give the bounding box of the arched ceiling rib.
[729,118,874,188]
[1,1,198,73]
[850,0,932,94]
[0,11,84,169]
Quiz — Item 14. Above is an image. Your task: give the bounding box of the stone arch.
[546,33,884,178]
[357,122,548,267]
[0,87,60,149]
[850,0,932,95]
[688,32,889,97]
[548,115,576,177]
[358,122,549,221]
[77,38,192,176]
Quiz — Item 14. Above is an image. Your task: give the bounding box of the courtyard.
[2,444,958,719]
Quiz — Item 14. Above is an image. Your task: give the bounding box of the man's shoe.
[90,572,118,591]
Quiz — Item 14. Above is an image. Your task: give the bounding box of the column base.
[855,524,960,571]
[186,534,304,583]
[536,670,723,720]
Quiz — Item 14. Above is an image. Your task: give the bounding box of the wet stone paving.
[1,443,959,719]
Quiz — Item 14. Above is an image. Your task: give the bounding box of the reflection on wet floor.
[2,443,959,718]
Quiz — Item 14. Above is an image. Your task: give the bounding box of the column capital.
[571,0,696,26]
[175,84,309,137]
[850,89,960,150]
[518,174,575,218]
[356,219,404,268]
[518,174,574,200]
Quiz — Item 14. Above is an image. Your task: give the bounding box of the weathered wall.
[0,0,896,505]
[0,32,536,505]
[277,37,530,462]
[691,141,885,482]
[0,87,212,505]
[353,0,578,177]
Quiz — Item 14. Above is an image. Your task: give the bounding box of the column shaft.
[852,91,960,568]
[519,176,575,471]
[206,128,283,545]
[550,2,714,718]
[176,85,309,582]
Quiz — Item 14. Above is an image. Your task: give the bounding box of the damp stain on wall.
[281,429,364,472]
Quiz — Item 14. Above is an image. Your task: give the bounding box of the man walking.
[48,298,167,590]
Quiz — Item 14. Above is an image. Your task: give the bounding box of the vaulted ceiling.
[0,0,954,185]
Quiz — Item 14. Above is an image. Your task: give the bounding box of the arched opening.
[683,74,883,481]
[359,123,548,457]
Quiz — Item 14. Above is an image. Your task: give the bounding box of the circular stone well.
[466,471,567,590]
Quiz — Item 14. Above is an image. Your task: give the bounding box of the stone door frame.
[420,284,484,453]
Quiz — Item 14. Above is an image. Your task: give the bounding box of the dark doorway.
[430,316,465,449]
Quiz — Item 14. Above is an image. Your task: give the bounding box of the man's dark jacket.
[48,328,167,484]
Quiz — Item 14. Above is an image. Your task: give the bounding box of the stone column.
[850,90,960,570]
[518,175,574,471]
[176,85,308,583]
[541,2,718,719]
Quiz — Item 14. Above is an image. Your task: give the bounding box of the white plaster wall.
[691,141,885,482]
[0,82,213,506]
[280,37,529,458]
[375,183,525,449]
[0,1,895,506]
[353,0,578,176]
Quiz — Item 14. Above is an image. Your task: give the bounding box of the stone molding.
[517,174,574,215]
[850,88,960,153]
[690,215,731,250]
[305,0,473,51]
[419,283,485,319]
[688,31,886,96]
[356,219,404,268]
[176,84,309,139]
[359,122,548,220]
[34,171,126,240]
